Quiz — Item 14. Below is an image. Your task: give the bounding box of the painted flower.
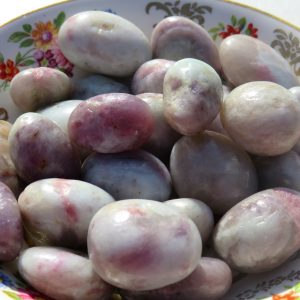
[34,48,74,76]
[0,271,14,288]
[0,11,69,93]
[219,25,241,39]
[31,21,58,49]
[246,23,258,38]
[17,287,46,299]
[272,290,299,300]
[0,59,20,81]
[209,15,258,40]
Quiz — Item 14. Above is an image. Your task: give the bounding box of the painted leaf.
[20,39,34,48]
[294,282,300,293]
[197,5,212,14]
[238,17,246,30]
[284,285,293,289]
[212,33,218,40]
[0,52,4,63]
[274,28,288,38]
[231,15,237,26]
[276,34,286,40]
[172,6,180,15]
[21,59,36,66]
[218,22,225,30]
[54,12,66,29]
[15,52,22,65]
[208,27,220,33]
[2,290,22,300]
[8,31,30,43]
[22,24,32,33]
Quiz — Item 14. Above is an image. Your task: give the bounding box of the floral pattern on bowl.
[0,0,300,298]
[145,0,212,25]
[208,15,258,40]
[0,11,73,93]
[1,0,300,122]
[223,255,300,300]
[0,267,49,299]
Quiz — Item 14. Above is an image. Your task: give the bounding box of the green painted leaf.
[0,52,4,63]
[15,52,22,64]
[231,15,237,26]
[22,24,32,33]
[284,285,292,289]
[3,81,9,90]
[238,17,247,30]
[20,38,34,48]
[54,11,66,29]
[294,282,300,292]
[21,59,35,66]
[218,22,225,30]
[40,60,48,67]
[8,31,30,43]
[208,27,220,33]
[212,33,218,41]
[2,290,22,300]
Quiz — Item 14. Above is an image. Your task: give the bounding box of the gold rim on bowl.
[0,0,299,32]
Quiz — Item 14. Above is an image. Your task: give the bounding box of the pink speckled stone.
[18,247,112,300]
[8,113,81,183]
[123,257,232,300]
[0,182,23,261]
[214,188,300,273]
[88,199,202,291]
[18,178,114,248]
[68,93,154,153]
[220,35,299,88]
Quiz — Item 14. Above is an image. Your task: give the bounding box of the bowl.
[1,0,300,123]
[1,0,300,299]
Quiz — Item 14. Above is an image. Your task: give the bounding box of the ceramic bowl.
[0,0,300,122]
[1,1,300,299]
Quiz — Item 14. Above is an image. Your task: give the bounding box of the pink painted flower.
[33,48,74,76]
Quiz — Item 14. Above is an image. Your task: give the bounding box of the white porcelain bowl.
[0,1,300,299]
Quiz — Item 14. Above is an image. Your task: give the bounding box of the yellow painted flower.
[31,21,58,49]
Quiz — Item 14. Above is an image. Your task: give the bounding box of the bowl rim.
[0,0,299,31]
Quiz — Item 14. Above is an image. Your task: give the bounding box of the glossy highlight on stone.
[88,199,202,291]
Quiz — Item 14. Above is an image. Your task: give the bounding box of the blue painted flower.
[0,271,14,288]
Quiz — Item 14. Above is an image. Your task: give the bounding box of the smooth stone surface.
[58,11,151,76]
[163,58,222,135]
[88,199,202,291]
[221,81,300,156]
[220,34,299,88]
[19,246,112,300]
[8,113,81,183]
[18,178,115,248]
[214,188,300,273]
[170,131,258,215]
[151,16,221,73]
